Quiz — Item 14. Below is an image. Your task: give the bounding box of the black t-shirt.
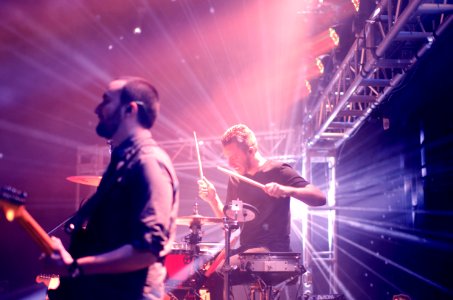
[226,160,308,252]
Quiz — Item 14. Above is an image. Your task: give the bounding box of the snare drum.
[238,252,304,285]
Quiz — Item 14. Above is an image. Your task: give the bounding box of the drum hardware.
[248,273,301,300]
[239,252,302,273]
[184,218,202,255]
[165,243,214,296]
[221,216,239,300]
[223,200,258,223]
[167,203,224,299]
[220,199,258,300]
[177,204,222,254]
[238,252,306,300]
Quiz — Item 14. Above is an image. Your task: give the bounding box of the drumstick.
[193,131,204,179]
[216,166,265,189]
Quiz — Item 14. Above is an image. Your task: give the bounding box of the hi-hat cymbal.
[66,175,102,187]
[176,214,223,226]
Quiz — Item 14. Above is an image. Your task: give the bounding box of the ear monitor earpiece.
[126,101,142,113]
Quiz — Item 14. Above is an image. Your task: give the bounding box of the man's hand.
[197,177,217,203]
[41,236,74,276]
[264,182,290,198]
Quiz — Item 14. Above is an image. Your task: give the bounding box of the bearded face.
[222,142,252,175]
[95,81,126,139]
[95,103,122,139]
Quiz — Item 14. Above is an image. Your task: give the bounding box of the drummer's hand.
[198,177,217,203]
[264,182,290,198]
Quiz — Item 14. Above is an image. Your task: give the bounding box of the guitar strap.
[64,163,120,234]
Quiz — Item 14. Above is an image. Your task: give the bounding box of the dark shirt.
[51,133,179,300]
[226,160,308,252]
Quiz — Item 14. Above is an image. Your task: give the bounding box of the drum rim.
[238,252,301,259]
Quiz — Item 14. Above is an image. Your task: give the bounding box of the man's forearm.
[208,195,225,218]
[76,244,157,276]
[289,184,326,206]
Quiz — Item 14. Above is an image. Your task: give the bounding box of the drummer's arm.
[206,194,224,218]
[264,183,326,207]
[198,177,225,218]
[287,184,326,206]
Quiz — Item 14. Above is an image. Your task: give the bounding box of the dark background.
[331,25,453,299]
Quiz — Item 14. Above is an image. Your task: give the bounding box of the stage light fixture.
[351,0,360,12]
[316,57,325,74]
[305,79,312,94]
[329,27,340,47]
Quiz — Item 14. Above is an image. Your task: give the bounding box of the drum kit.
[168,202,305,300]
[67,175,305,300]
[66,133,305,299]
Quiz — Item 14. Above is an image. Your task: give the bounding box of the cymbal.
[176,214,223,226]
[66,175,102,187]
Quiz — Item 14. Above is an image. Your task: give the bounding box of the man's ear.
[125,101,139,114]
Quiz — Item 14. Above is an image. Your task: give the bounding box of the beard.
[236,155,253,175]
[95,106,122,139]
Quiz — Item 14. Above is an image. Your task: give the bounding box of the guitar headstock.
[1,186,27,204]
[0,186,28,221]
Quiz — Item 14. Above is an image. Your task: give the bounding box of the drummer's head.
[221,124,258,175]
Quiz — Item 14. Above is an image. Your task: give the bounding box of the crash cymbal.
[66,175,102,187]
[176,214,223,226]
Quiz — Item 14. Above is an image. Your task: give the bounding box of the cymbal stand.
[184,203,203,258]
[222,217,238,300]
[222,200,243,300]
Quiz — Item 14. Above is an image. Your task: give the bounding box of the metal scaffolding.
[302,0,452,296]
[304,0,453,151]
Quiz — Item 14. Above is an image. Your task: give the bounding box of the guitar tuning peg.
[1,185,27,202]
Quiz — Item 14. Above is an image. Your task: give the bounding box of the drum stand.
[221,200,258,300]
[222,217,238,300]
[248,272,302,300]
[250,282,273,300]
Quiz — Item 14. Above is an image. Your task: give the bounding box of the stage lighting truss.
[158,127,305,171]
[303,0,453,151]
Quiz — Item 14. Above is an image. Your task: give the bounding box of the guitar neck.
[2,203,56,255]
[18,207,56,255]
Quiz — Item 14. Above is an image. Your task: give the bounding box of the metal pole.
[223,219,231,300]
